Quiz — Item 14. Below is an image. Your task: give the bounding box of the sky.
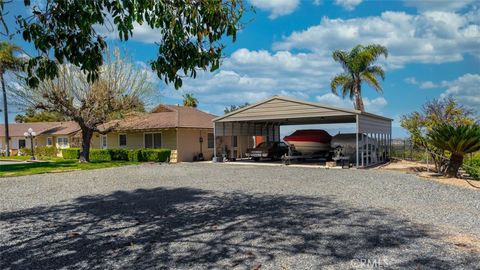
[1,0,479,138]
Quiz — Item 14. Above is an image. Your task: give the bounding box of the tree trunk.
[353,81,365,111]
[446,153,463,178]
[1,72,10,156]
[79,127,93,163]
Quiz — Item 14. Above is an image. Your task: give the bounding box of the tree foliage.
[0,0,245,88]
[15,108,67,123]
[10,48,154,162]
[428,124,480,178]
[331,44,388,111]
[182,93,198,108]
[400,98,477,173]
[224,102,250,114]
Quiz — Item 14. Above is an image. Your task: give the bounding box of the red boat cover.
[283,129,332,143]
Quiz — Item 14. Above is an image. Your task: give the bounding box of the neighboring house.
[0,105,252,162]
[0,122,80,155]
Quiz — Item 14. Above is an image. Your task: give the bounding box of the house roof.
[0,122,80,137]
[101,104,216,131]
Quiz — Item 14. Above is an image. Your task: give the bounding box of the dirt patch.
[445,233,480,254]
[379,159,480,190]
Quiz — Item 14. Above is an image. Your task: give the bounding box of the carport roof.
[213,96,393,125]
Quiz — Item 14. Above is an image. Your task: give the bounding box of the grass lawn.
[0,160,140,177]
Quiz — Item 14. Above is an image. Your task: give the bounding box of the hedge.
[20,146,57,157]
[62,148,80,159]
[140,149,171,162]
[89,149,111,162]
[60,148,171,163]
[464,154,480,180]
[108,149,129,161]
[127,149,142,162]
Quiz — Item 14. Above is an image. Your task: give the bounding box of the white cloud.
[273,11,480,68]
[334,0,363,11]
[251,0,300,19]
[160,48,343,114]
[440,73,480,110]
[403,0,475,12]
[96,22,162,44]
[315,93,387,113]
[419,81,437,89]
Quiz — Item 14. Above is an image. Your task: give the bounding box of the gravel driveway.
[1,163,479,269]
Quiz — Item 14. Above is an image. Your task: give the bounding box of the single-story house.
[0,104,251,162]
[0,121,80,155]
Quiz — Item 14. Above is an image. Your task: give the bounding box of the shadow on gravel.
[0,187,477,269]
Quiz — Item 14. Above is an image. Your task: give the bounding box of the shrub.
[128,149,142,162]
[108,149,129,161]
[20,146,57,157]
[62,148,80,159]
[140,149,171,162]
[464,154,480,180]
[89,149,112,162]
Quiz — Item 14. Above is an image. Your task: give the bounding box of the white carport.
[213,96,392,168]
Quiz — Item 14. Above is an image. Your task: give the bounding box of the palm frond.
[366,65,385,80]
[330,73,352,96]
[361,72,382,93]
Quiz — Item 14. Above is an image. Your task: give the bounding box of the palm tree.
[0,42,24,156]
[182,93,198,108]
[330,44,388,111]
[428,124,480,178]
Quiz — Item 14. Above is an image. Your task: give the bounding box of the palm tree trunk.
[1,72,10,156]
[446,153,463,178]
[353,82,365,111]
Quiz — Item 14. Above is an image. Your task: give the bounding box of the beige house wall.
[176,128,214,162]
[91,130,177,150]
[0,134,74,156]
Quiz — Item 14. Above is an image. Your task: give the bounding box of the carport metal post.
[356,115,359,168]
[213,123,217,161]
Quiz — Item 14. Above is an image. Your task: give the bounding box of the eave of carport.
[212,96,393,167]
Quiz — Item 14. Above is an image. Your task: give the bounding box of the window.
[119,134,127,147]
[19,139,26,149]
[57,137,69,148]
[101,135,107,149]
[233,136,238,147]
[144,133,161,148]
[207,133,214,149]
[47,137,53,146]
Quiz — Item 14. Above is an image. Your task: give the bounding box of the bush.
[140,149,171,162]
[127,149,142,162]
[108,149,129,161]
[464,154,480,180]
[62,148,80,159]
[89,149,112,162]
[20,146,57,157]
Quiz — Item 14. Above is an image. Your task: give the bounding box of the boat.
[283,129,332,155]
[330,133,377,163]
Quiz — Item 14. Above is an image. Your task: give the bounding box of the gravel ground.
[1,162,479,269]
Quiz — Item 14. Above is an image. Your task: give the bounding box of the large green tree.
[428,124,480,178]
[330,44,388,111]
[0,42,23,156]
[0,0,245,88]
[401,98,476,173]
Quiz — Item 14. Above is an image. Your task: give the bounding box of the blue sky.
[2,0,480,138]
